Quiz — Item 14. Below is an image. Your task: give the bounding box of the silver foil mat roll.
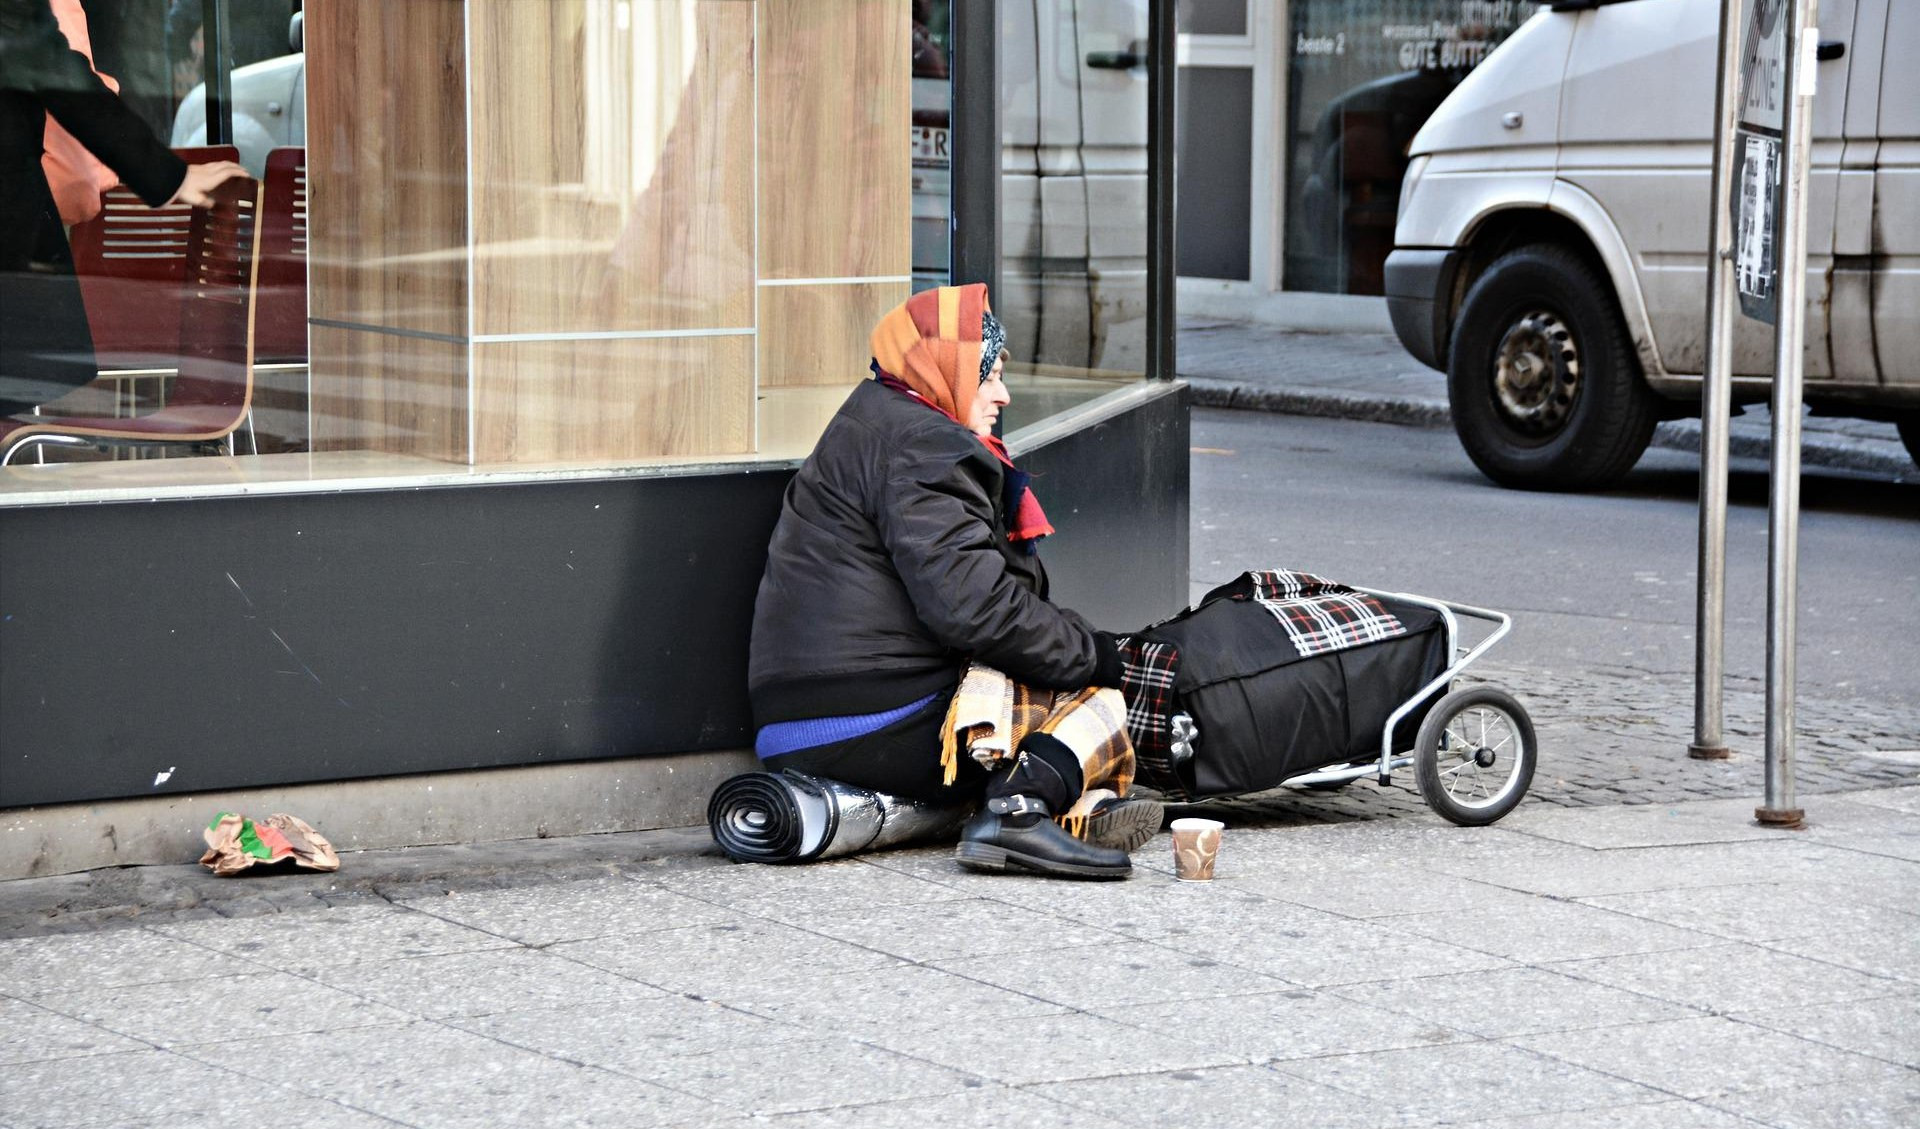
[707,770,971,864]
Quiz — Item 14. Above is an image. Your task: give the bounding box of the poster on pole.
[1733,0,1788,324]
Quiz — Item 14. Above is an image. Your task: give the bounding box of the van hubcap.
[1492,311,1580,435]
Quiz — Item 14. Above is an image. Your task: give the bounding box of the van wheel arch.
[1446,240,1659,490]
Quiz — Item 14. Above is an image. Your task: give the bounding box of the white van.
[1385,0,1918,489]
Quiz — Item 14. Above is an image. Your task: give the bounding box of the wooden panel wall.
[305,0,916,461]
[305,0,469,337]
[306,0,470,460]
[757,0,911,389]
[759,282,907,388]
[468,1,755,337]
[472,336,754,464]
[307,326,468,462]
[757,0,911,280]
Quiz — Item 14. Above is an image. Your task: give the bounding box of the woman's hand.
[166,160,248,207]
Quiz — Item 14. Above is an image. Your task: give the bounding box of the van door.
[1871,0,1920,389]
[1554,0,1851,380]
[1827,0,1884,388]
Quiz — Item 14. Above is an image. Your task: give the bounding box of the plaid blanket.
[1116,636,1187,798]
[941,663,1135,831]
[1243,569,1406,657]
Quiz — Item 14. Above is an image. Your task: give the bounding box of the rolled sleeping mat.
[708,770,970,864]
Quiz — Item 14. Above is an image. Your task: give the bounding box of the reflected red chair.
[255,147,308,364]
[65,145,240,370]
[0,177,261,465]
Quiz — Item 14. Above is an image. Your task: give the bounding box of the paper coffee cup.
[1170,817,1223,882]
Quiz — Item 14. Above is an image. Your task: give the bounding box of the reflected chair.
[255,147,308,364]
[65,145,241,370]
[0,177,262,466]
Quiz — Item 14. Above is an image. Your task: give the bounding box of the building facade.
[0,0,1187,877]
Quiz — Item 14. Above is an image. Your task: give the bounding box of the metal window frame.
[950,0,1176,381]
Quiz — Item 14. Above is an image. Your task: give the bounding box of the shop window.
[1283,0,1526,295]
[2,0,1154,503]
[996,0,1151,432]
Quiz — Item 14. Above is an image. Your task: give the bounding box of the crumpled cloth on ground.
[200,811,340,876]
[708,771,968,864]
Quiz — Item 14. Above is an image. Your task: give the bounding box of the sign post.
[1755,0,1817,827]
[1690,0,1744,764]
[1694,0,1817,826]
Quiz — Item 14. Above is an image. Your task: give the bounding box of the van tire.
[1447,245,1657,490]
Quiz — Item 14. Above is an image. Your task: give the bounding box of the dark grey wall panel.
[1176,65,1254,281]
[1,389,1189,808]
[1019,384,1190,632]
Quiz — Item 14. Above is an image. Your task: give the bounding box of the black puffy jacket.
[748,379,1115,727]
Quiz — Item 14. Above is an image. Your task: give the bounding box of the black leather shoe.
[1084,797,1164,853]
[955,795,1132,880]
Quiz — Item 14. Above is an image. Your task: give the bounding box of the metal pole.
[1691,0,1742,762]
[1758,0,1818,827]
[1146,0,1177,381]
[950,0,1001,300]
[200,0,232,147]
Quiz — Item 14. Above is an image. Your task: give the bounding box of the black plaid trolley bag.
[1118,569,1451,801]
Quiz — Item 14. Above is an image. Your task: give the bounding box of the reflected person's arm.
[0,0,185,206]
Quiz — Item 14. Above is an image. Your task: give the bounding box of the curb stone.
[1185,377,1917,480]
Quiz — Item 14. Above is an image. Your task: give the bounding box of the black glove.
[1090,630,1126,689]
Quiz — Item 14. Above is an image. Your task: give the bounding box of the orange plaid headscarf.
[869,283,993,430]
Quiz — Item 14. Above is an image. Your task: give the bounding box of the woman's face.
[968,356,1010,436]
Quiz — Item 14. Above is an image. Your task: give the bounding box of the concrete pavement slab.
[1224,866,1542,920]
[1033,1062,1418,1129]
[1327,966,1703,1040]
[1577,881,1920,944]
[931,938,1297,1010]
[768,895,1126,964]
[1513,1015,1908,1100]
[1494,798,1788,849]
[1,1048,401,1129]
[763,1085,1137,1129]
[1731,992,1920,1070]
[0,994,149,1065]
[648,853,970,916]
[30,970,411,1048]
[861,1008,1242,1087]
[551,917,907,996]
[713,961,1068,1040]
[1095,986,1466,1063]
[1273,1041,1665,1124]
[1165,915,1515,989]
[290,945,670,1020]
[1705,1071,1920,1129]
[446,994,811,1066]
[1378,897,1719,963]
[151,901,514,967]
[1757,925,1920,986]
[0,925,259,997]
[1420,839,1860,900]
[393,874,736,946]
[1441,1100,1767,1128]
[174,1019,736,1128]
[1551,942,1905,1014]
[645,1034,982,1116]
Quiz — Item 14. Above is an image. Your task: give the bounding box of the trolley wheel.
[1415,687,1536,826]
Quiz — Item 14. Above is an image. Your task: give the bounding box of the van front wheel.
[1447,245,1656,490]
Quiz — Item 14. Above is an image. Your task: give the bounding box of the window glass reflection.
[997,0,1150,434]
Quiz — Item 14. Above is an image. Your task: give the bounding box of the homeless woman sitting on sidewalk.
[747,284,1162,880]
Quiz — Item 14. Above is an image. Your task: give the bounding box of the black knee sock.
[987,732,1083,813]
